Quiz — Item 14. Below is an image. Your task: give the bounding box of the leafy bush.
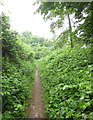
[39,46,93,119]
[2,58,35,118]
[1,13,35,119]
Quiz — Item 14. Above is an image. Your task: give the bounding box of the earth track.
[28,69,45,118]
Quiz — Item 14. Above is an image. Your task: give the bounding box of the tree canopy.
[35,2,93,46]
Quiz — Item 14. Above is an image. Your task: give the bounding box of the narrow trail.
[28,69,45,118]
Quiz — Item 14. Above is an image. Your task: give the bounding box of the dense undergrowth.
[39,46,93,119]
[1,12,52,119]
[1,13,35,119]
[1,1,93,119]
[2,59,35,118]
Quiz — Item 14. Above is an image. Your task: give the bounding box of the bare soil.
[28,69,45,118]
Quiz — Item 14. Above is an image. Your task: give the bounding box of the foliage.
[38,46,93,119]
[20,31,53,59]
[1,13,35,118]
[2,59,35,118]
[35,2,93,47]
[1,13,16,60]
[74,2,93,42]
[21,31,52,47]
[1,12,52,119]
[1,2,93,119]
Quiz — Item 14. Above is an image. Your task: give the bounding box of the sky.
[1,0,54,39]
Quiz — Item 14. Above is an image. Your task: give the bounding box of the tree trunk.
[67,14,73,48]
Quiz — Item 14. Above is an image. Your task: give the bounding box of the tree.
[35,2,75,48]
[1,13,31,62]
[35,2,93,48]
[1,13,17,60]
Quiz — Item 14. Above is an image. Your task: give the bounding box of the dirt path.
[28,69,45,118]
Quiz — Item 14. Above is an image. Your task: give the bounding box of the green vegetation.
[39,46,93,119]
[35,2,93,119]
[1,13,35,118]
[1,1,93,119]
[20,31,53,59]
[1,13,51,118]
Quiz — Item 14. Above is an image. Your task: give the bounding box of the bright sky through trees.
[1,0,54,39]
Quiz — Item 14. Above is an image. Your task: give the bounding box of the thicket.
[1,1,93,119]
[39,46,93,119]
[1,12,52,119]
[20,31,53,59]
[36,2,93,119]
[1,13,35,119]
